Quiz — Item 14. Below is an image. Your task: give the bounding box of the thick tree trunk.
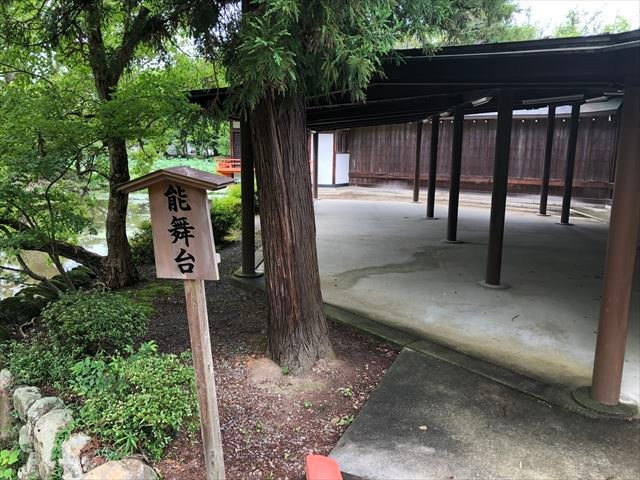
[103,137,138,288]
[249,91,332,373]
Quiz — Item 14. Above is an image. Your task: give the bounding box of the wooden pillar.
[446,106,465,242]
[426,115,440,219]
[538,105,556,216]
[412,121,423,202]
[313,131,319,199]
[239,119,256,276]
[591,87,640,406]
[559,103,581,225]
[484,91,514,287]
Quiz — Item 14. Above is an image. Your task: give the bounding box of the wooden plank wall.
[348,113,618,199]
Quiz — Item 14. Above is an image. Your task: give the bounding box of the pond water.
[0,192,152,299]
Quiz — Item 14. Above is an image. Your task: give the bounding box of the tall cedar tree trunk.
[103,137,139,287]
[250,92,332,372]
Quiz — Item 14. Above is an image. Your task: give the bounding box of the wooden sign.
[118,167,232,480]
[148,180,220,280]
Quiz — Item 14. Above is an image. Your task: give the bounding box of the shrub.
[129,221,154,266]
[71,342,197,460]
[42,291,148,356]
[3,337,80,386]
[4,291,148,387]
[210,192,241,243]
[227,181,260,213]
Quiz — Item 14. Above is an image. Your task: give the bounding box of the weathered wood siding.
[348,113,618,199]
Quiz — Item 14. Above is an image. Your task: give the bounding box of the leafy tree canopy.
[553,8,631,38]
[188,0,532,110]
[0,1,227,287]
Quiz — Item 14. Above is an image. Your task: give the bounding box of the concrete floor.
[314,197,640,407]
[330,348,640,480]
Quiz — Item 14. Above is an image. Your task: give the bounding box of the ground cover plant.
[70,342,198,460]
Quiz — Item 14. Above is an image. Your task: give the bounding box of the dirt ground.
[137,241,397,480]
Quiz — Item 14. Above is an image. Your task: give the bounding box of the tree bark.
[103,137,138,288]
[249,91,332,373]
[0,219,104,275]
[85,6,138,289]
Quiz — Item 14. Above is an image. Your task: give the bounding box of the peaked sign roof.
[117,166,234,194]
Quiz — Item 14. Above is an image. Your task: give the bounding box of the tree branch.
[0,217,104,275]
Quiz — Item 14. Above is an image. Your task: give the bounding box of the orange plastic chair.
[306,455,343,480]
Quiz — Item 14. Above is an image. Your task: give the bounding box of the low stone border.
[0,368,158,480]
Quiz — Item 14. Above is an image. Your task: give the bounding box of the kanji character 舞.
[164,184,191,212]
[174,248,196,273]
[168,216,195,247]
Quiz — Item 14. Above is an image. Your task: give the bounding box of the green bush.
[227,181,260,213]
[210,191,241,243]
[4,291,148,386]
[42,291,148,356]
[129,221,154,266]
[3,337,80,386]
[70,342,197,460]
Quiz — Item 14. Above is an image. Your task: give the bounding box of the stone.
[60,432,92,480]
[13,386,42,421]
[81,453,99,474]
[84,458,158,480]
[33,408,73,480]
[26,397,64,439]
[0,369,14,440]
[18,425,31,453]
[0,369,13,391]
[17,452,38,480]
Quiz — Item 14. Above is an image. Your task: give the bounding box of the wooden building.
[343,101,620,200]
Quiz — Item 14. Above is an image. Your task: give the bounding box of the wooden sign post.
[118,167,234,480]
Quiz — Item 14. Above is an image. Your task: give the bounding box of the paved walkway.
[314,198,639,408]
[331,348,640,480]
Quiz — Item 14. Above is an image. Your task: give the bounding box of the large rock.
[18,425,31,452]
[17,452,38,480]
[0,369,13,440]
[13,386,42,421]
[33,408,73,479]
[84,458,158,480]
[59,432,92,480]
[0,369,13,391]
[26,396,64,439]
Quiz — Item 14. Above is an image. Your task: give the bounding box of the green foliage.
[338,386,353,398]
[0,449,19,480]
[42,291,147,356]
[0,1,228,285]
[151,157,217,173]
[189,0,524,110]
[2,337,80,387]
[71,342,198,460]
[336,415,355,426]
[210,192,242,243]
[554,9,631,38]
[129,221,155,266]
[125,281,177,317]
[3,290,148,386]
